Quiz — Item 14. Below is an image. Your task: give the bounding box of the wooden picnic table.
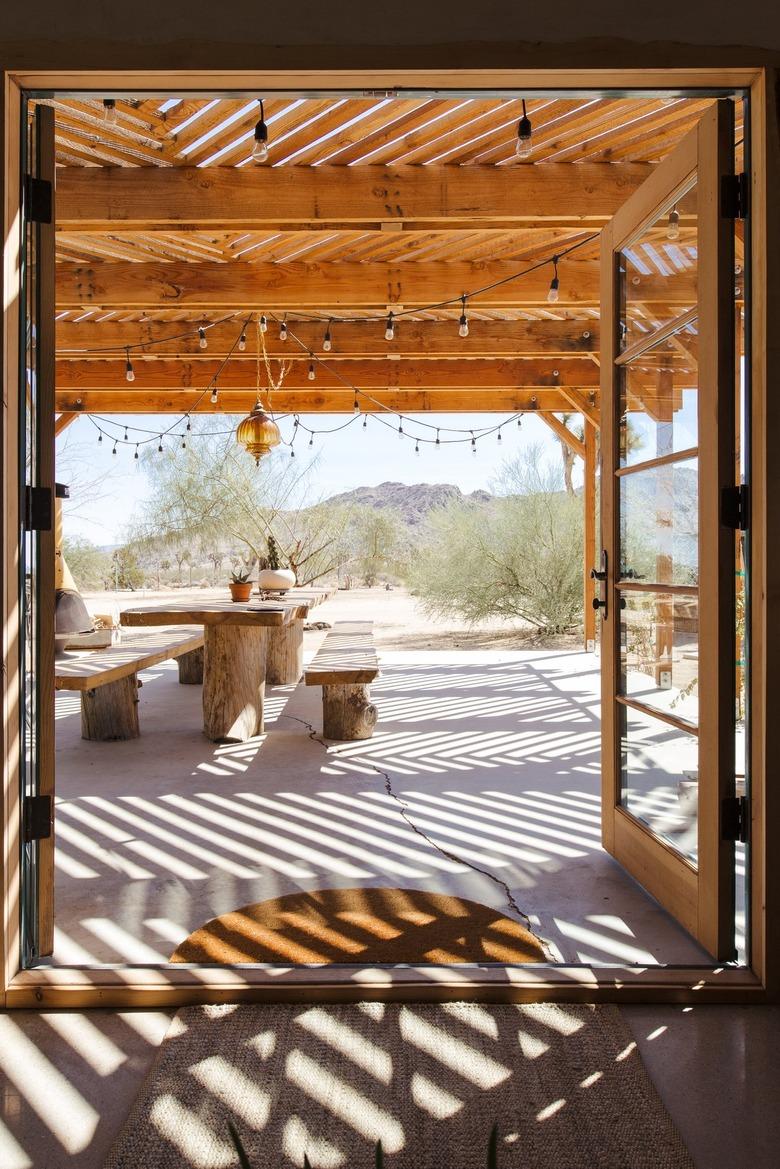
[119,589,333,742]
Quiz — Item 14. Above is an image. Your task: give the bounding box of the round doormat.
[169,887,547,964]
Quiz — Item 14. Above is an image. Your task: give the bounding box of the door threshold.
[6,962,766,1008]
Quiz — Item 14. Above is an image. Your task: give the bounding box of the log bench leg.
[81,674,140,741]
[266,619,304,685]
[178,645,204,684]
[322,683,378,741]
[203,624,268,742]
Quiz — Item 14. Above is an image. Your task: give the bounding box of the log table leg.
[81,674,140,740]
[322,683,378,741]
[266,619,304,685]
[178,645,204,684]
[202,624,268,742]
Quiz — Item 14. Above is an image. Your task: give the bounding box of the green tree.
[348,506,410,586]
[409,445,583,635]
[108,546,144,591]
[61,535,111,591]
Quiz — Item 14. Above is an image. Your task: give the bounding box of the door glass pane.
[619,590,699,723]
[619,181,697,350]
[619,328,698,466]
[619,458,698,585]
[620,703,698,863]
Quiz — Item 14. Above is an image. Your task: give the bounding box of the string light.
[398,419,404,439]
[415,441,420,455]
[238,328,247,352]
[134,445,139,460]
[353,395,360,414]
[363,415,368,428]
[97,432,103,444]
[124,426,129,440]
[308,355,316,381]
[471,431,477,455]
[186,417,191,432]
[497,428,502,443]
[198,327,207,350]
[458,296,469,338]
[210,385,219,404]
[103,99,118,125]
[309,434,314,447]
[252,100,269,163]
[385,312,395,341]
[125,350,135,382]
[667,206,680,240]
[515,99,533,158]
[323,321,333,352]
[260,314,268,333]
[279,317,288,341]
[112,442,117,456]
[547,257,560,304]
[181,436,187,449]
[157,436,163,453]
[436,429,441,449]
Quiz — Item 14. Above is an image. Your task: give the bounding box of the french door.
[599,100,741,961]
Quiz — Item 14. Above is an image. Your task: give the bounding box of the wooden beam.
[558,388,601,427]
[54,390,578,415]
[55,357,601,391]
[54,412,77,436]
[56,164,654,231]
[56,319,601,359]
[55,261,691,310]
[540,412,586,458]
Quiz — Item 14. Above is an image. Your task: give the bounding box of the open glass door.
[19,100,56,965]
[599,100,739,961]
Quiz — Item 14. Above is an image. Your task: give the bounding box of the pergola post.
[583,418,598,651]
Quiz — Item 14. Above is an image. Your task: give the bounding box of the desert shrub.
[408,446,583,635]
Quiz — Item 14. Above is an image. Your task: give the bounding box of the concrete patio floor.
[52,593,710,967]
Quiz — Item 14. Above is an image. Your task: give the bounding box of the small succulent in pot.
[257,534,296,592]
[228,565,253,602]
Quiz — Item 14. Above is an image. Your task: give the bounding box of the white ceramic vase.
[257,567,296,592]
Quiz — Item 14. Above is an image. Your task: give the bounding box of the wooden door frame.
[1,65,774,1008]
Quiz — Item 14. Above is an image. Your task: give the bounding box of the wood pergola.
[47,92,726,646]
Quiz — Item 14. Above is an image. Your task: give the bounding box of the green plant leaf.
[487,1123,499,1169]
[375,1139,384,1169]
[227,1119,254,1169]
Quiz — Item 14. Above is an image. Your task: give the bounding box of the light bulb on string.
[124,427,128,441]
[353,395,360,414]
[210,385,219,404]
[517,415,523,427]
[398,419,404,439]
[363,415,368,429]
[435,429,441,450]
[181,436,187,449]
[308,355,316,381]
[515,99,533,158]
[415,441,420,456]
[238,329,247,352]
[458,295,469,338]
[251,101,269,163]
[158,437,163,453]
[471,431,477,455]
[309,434,314,447]
[103,99,118,125]
[497,429,502,443]
[134,445,139,460]
[97,432,103,444]
[125,350,135,382]
[186,417,191,432]
[667,206,680,240]
[323,321,332,352]
[279,317,288,341]
[198,327,207,350]
[112,442,117,456]
[547,257,560,304]
[260,314,267,333]
[385,312,395,341]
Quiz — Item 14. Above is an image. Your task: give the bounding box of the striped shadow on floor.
[103,1003,693,1169]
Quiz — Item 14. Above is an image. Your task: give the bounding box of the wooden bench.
[55,629,205,741]
[304,620,379,740]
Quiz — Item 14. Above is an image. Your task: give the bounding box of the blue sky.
[57,409,575,545]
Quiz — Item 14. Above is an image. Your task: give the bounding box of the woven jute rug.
[103,1003,693,1169]
[169,888,548,965]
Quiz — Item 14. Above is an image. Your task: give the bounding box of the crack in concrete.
[281,712,535,931]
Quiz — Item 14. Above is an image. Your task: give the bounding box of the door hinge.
[722,795,749,843]
[22,795,52,843]
[23,175,53,225]
[23,486,52,532]
[721,172,748,220]
[721,483,749,530]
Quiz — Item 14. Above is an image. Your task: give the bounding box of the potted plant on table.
[257,534,296,593]
[228,566,253,603]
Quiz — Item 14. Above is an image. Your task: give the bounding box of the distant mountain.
[324,481,493,526]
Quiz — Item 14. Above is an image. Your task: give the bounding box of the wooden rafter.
[56,164,653,231]
[540,412,586,458]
